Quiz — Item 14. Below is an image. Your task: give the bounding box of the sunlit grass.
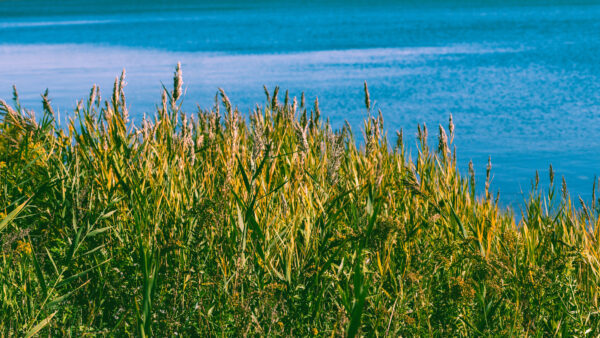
[1,65,599,336]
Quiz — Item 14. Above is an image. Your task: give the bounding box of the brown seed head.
[449,114,455,143]
[438,124,449,156]
[364,81,371,111]
[173,62,183,102]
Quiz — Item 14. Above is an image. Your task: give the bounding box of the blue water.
[2,0,600,205]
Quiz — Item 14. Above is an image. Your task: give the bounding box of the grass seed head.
[364,81,371,111]
[173,62,183,102]
[449,113,455,143]
[396,128,403,150]
[438,124,449,156]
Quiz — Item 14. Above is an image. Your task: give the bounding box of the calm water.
[2,0,600,205]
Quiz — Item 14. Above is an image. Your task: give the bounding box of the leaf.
[45,247,59,276]
[347,285,367,338]
[56,259,111,288]
[87,226,112,237]
[252,143,271,181]
[237,156,252,193]
[99,209,117,219]
[25,311,57,338]
[0,197,31,233]
[65,226,84,265]
[30,240,47,298]
[47,279,90,308]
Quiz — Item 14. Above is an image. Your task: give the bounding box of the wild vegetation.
[1,65,599,336]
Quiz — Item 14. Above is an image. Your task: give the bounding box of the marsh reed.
[1,66,599,336]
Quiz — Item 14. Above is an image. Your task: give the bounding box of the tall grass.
[1,66,599,336]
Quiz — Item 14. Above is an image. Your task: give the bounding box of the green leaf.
[25,311,57,338]
[252,143,271,181]
[237,156,252,193]
[0,197,31,233]
[87,226,112,237]
[56,259,111,288]
[347,285,367,338]
[30,239,47,299]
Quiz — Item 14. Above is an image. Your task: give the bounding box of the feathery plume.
[438,124,449,156]
[111,76,119,108]
[119,69,128,123]
[272,86,279,109]
[219,88,232,115]
[161,89,168,116]
[396,129,403,150]
[173,62,183,102]
[313,97,320,125]
[448,114,455,143]
[469,160,475,197]
[251,113,266,168]
[88,85,98,108]
[485,156,492,200]
[295,121,309,160]
[327,130,346,185]
[284,89,289,108]
[41,89,55,117]
[562,176,568,199]
[263,85,270,103]
[291,97,298,120]
[364,81,371,111]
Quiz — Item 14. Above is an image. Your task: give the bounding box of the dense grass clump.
[1,66,599,336]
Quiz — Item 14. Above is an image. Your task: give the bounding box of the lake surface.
[2,0,600,206]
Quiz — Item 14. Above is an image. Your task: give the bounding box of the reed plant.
[0,66,599,336]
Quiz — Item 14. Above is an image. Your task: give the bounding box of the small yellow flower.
[0,161,6,170]
[15,240,32,255]
[312,328,318,336]
[277,321,284,329]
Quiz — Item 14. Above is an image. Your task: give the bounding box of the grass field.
[1,65,599,336]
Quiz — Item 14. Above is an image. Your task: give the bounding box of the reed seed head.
[396,129,403,150]
[364,81,371,111]
[173,62,183,102]
[438,124,449,156]
[449,114,455,143]
[272,86,279,108]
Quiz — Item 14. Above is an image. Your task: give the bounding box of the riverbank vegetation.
[1,65,599,336]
